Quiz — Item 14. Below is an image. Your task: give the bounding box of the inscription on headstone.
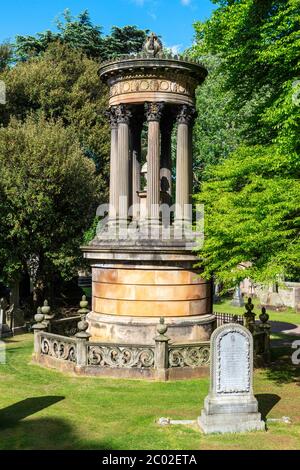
[217,330,250,394]
[198,323,265,434]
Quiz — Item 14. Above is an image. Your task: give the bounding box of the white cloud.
[148,12,157,20]
[167,44,182,55]
[181,0,191,5]
[132,0,145,5]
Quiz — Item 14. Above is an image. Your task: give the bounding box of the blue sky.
[0,0,216,52]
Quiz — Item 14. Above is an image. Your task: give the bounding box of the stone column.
[131,117,143,220]
[145,102,164,226]
[175,105,195,227]
[116,104,132,223]
[160,116,174,206]
[106,106,118,223]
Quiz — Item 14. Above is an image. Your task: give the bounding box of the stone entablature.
[108,72,198,106]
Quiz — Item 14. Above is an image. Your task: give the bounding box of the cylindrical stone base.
[83,247,214,345]
[87,311,215,344]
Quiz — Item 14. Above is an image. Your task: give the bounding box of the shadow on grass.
[0,416,115,450]
[265,347,300,385]
[0,396,65,429]
[270,321,298,334]
[0,397,117,449]
[255,393,281,420]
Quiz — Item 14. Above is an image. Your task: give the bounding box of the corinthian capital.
[176,104,196,125]
[145,102,164,122]
[115,104,132,124]
[105,106,118,128]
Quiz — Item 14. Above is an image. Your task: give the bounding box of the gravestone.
[0,298,12,338]
[10,307,26,334]
[198,323,265,434]
[231,285,244,307]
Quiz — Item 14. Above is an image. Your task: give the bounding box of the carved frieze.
[109,73,197,101]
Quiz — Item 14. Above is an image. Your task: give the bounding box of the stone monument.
[82,33,215,348]
[231,285,244,307]
[0,298,12,338]
[198,323,265,434]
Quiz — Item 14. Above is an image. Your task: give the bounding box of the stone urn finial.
[75,316,91,340]
[244,297,256,332]
[32,307,46,331]
[78,295,90,319]
[259,306,269,324]
[143,32,163,57]
[155,317,169,342]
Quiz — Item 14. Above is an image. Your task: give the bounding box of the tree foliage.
[0,10,147,292]
[0,42,110,178]
[193,0,300,285]
[0,116,100,288]
[14,10,147,62]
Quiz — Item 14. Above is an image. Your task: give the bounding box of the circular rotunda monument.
[82,33,215,345]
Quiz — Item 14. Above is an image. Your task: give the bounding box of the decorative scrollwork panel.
[88,345,155,369]
[40,335,77,363]
[168,345,210,368]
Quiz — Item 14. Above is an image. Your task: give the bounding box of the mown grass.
[213,297,300,326]
[0,334,299,450]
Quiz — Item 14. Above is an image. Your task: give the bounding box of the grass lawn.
[0,334,299,450]
[214,297,300,326]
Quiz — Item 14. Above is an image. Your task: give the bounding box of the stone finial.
[75,316,91,340]
[41,299,50,315]
[78,295,90,319]
[41,299,55,321]
[155,317,169,342]
[259,306,269,324]
[245,297,254,314]
[244,297,256,332]
[143,32,163,57]
[32,307,47,331]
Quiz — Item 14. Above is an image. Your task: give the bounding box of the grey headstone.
[0,298,12,338]
[198,323,265,434]
[231,285,244,307]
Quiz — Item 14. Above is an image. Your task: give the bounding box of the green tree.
[101,26,148,59]
[192,55,240,184]
[14,10,147,62]
[0,42,13,71]
[193,0,300,285]
[0,116,100,297]
[0,42,110,183]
